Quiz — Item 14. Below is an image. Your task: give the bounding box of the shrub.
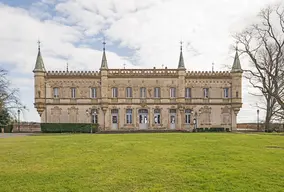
[41,123,99,133]
[196,127,225,132]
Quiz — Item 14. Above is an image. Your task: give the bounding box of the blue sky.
[0,0,281,122]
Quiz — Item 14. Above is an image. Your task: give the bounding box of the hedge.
[41,123,99,133]
[196,128,229,132]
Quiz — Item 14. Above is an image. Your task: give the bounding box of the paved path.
[0,133,35,138]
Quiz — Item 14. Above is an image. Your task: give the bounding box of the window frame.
[126,109,133,124]
[203,88,209,98]
[154,87,161,98]
[154,109,161,124]
[224,88,229,98]
[71,87,76,98]
[170,87,176,98]
[140,87,146,98]
[53,87,59,98]
[90,87,97,98]
[112,87,118,98]
[185,87,191,98]
[126,87,132,98]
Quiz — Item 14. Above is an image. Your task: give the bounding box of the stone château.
[33,41,243,131]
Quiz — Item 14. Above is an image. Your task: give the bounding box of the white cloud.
[0,0,282,122]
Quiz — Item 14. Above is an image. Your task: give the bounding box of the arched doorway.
[138,109,148,129]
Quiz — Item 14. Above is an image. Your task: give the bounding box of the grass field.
[0,133,284,192]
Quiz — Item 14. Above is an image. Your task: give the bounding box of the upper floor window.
[90,87,97,98]
[53,87,59,98]
[185,88,191,98]
[112,87,118,98]
[126,87,132,98]
[224,88,229,98]
[170,87,176,98]
[154,87,161,98]
[140,87,146,98]
[203,88,209,98]
[71,87,76,98]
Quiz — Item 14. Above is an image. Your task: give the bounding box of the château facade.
[33,42,243,131]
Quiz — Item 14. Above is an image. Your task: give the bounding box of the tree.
[234,5,284,129]
[0,67,25,120]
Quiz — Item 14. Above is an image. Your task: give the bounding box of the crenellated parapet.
[107,68,179,77]
[186,71,231,79]
[46,71,101,78]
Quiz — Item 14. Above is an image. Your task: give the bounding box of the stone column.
[179,109,184,130]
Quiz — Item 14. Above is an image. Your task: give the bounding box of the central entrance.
[111,109,118,130]
[138,109,148,129]
[169,109,176,129]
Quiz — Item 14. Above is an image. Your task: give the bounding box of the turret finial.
[103,37,106,51]
[178,41,185,69]
[100,37,108,69]
[37,40,41,51]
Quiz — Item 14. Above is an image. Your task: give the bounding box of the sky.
[0,0,281,123]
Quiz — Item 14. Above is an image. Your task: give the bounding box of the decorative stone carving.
[51,106,61,123]
[68,106,78,123]
[221,106,231,125]
[199,106,211,125]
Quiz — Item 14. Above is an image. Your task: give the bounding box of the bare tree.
[234,5,284,129]
[0,68,25,122]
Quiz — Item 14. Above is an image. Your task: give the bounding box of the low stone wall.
[12,122,41,133]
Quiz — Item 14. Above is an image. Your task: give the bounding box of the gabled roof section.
[231,46,242,73]
[33,41,46,73]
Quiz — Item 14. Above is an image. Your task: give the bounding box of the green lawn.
[0,133,284,192]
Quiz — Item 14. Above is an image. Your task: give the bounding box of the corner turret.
[231,46,242,73]
[33,40,46,73]
[33,41,46,121]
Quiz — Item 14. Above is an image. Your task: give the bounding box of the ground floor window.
[185,109,191,124]
[154,109,161,124]
[126,109,132,124]
[91,109,98,124]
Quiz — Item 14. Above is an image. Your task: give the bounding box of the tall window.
[112,87,118,98]
[140,87,146,98]
[154,109,161,124]
[126,87,132,98]
[91,109,98,124]
[224,88,229,98]
[154,87,160,98]
[90,87,97,98]
[185,88,191,98]
[170,87,176,98]
[126,109,132,124]
[53,87,59,98]
[71,87,76,98]
[185,109,191,124]
[203,88,209,98]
